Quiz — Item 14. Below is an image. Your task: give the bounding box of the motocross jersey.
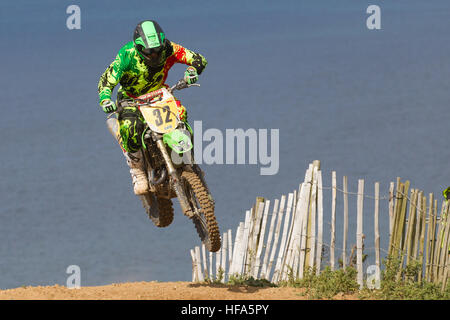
[98,40,207,104]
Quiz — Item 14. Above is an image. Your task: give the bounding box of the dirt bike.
[106,79,221,252]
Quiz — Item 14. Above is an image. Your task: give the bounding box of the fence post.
[342,176,349,270]
[316,170,324,275]
[298,167,314,279]
[418,193,427,283]
[439,203,450,290]
[425,194,434,282]
[374,182,381,286]
[438,202,449,284]
[412,191,423,261]
[305,162,320,271]
[357,179,364,289]
[404,189,418,281]
[389,182,395,241]
[227,229,233,279]
[433,201,445,281]
[331,171,337,270]
[388,178,402,258]
[404,190,417,267]
[395,181,410,281]
[308,165,318,271]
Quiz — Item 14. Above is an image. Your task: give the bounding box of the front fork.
[155,138,193,218]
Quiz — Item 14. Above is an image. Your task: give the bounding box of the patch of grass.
[279,266,360,299]
[203,270,277,287]
[204,267,225,284]
[202,257,449,300]
[359,258,450,300]
[227,274,277,287]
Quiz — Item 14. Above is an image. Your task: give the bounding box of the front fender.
[163,129,193,154]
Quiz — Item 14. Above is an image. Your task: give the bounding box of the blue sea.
[0,0,449,289]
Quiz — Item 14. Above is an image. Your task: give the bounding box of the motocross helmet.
[133,20,168,67]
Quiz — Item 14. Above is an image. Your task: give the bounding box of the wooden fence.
[190,161,450,290]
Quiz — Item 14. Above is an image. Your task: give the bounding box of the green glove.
[184,66,198,85]
[101,99,117,113]
[443,186,450,201]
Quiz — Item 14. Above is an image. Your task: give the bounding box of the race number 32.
[153,106,172,126]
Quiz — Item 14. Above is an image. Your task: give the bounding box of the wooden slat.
[244,207,256,275]
[230,222,244,275]
[227,229,233,279]
[215,247,221,281]
[286,182,308,280]
[241,210,252,275]
[221,232,228,283]
[260,199,280,279]
[253,200,270,278]
[195,246,204,282]
[190,249,197,282]
[273,193,294,282]
[202,243,208,281]
[209,251,213,280]
[267,195,286,280]
[405,190,418,268]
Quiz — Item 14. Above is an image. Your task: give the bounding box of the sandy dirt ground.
[0,281,359,300]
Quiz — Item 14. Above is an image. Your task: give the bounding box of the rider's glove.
[184,66,198,85]
[101,99,117,113]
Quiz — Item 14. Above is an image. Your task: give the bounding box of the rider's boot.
[124,149,150,195]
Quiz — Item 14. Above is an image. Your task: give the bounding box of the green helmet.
[133,20,168,67]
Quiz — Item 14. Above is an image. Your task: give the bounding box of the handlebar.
[169,79,200,93]
[106,78,200,118]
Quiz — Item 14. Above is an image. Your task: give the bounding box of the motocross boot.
[124,149,150,195]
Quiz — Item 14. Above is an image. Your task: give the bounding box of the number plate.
[139,91,180,134]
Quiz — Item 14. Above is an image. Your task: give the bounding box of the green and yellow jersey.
[98,41,207,104]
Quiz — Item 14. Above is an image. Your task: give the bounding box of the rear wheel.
[181,171,221,252]
[140,193,174,228]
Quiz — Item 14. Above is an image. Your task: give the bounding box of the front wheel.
[181,171,221,252]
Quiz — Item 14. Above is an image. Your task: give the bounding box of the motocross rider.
[97,20,207,195]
